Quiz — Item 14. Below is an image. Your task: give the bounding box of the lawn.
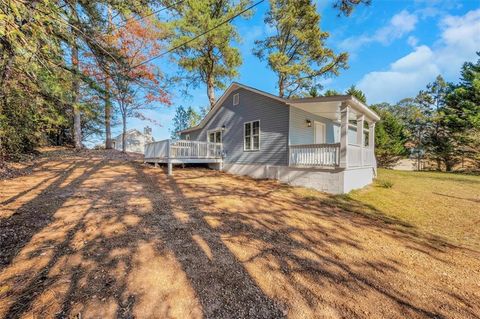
[0,150,479,318]
[349,169,480,250]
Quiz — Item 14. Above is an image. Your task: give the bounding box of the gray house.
[144,83,380,194]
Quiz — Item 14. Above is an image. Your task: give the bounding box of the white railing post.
[357,114,365,167]
[340,103,349,169]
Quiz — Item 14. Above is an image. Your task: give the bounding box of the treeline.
[371,56,480,172]
[0,0,366,160]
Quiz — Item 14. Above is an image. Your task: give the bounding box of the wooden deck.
[144,140,223,174]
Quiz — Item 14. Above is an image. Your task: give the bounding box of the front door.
[314,122,326,144]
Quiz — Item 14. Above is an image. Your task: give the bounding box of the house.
[144,83,380,194]
[113,127,154,154]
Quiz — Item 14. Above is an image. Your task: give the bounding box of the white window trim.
[233,93,239,106]
[314,121,326,144]
[185,134,190,140]
[243,120,260,151]
[207,128,223,143]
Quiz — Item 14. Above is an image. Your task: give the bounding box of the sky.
[104,0,480,145]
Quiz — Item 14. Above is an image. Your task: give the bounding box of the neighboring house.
[113,127,154,154]
[144,83,380,194]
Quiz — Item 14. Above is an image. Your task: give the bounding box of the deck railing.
[170,140,222,158]
[289,143,340,167]
[144,139,222,160]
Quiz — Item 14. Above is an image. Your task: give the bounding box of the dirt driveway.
[1,150,479,318]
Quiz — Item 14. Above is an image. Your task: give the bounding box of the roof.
[287,95,381,122]
[178,82,380,134]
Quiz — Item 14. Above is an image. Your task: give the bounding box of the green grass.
[349,169,480,250]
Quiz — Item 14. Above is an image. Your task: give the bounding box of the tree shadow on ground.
[0,157,479,319]
[0,159,103,269]
[153,166,479,318]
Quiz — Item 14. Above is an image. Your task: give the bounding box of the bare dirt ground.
[0,149,479,319]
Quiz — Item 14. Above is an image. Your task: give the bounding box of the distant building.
[112,127,154,153]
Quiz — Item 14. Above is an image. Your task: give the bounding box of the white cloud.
[357,9,480,104]
[340,10,418,51]
[435,9,480,77]
[358,46,439,103]
[407,35,419,47]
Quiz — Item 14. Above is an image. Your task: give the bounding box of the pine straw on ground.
[0,149,479,318]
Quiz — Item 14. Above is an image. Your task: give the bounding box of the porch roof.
[287,95,380,123]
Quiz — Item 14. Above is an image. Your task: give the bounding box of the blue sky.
[102,0,480,145]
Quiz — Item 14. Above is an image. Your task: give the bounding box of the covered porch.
[287,96,379,170]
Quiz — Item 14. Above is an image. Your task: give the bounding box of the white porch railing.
[289,143,375,168]
[363,148,374,167]
[289,143,340,167]
[348,144,362,167]
[347,144,374,167]
[144,139,222,160]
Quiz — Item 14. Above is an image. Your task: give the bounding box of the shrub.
[378,179,394,188]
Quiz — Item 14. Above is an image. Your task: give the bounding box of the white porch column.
[339,103,349,168]
[357,115,365,166]
[368,122,375,149]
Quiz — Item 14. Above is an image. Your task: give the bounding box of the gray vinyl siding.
[181,88,289,165]
[289,106,338,144]
[183,130,201,141]
[289,106,363,145]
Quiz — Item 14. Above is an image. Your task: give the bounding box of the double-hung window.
[244,120,260,151]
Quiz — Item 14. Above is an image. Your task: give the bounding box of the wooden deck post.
[167,161,173,176]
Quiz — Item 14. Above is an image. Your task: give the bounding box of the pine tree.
[416,75,459,170]
[170,0,250,108]
[345,85,367,104]
[444,54,480,169]
[171,106,202,139]
[323,89,340,96]
[253,0,348,98]
[370,104,407,168]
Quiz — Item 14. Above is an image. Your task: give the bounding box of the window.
[185,134,190,140]
[208,130,222,143]
[244,120,260,151]
[233,93,239,106]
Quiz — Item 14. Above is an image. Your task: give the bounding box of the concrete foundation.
[222,163,374,194]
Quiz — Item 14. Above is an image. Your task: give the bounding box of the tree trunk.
[0,38,15,159]
[122,114,127,153]
[105,77,112,149]
[278,76,285,98]
[104,5,113,149]
[71,37,82,149]
[445,162,453,172]
[207,75,215,109]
